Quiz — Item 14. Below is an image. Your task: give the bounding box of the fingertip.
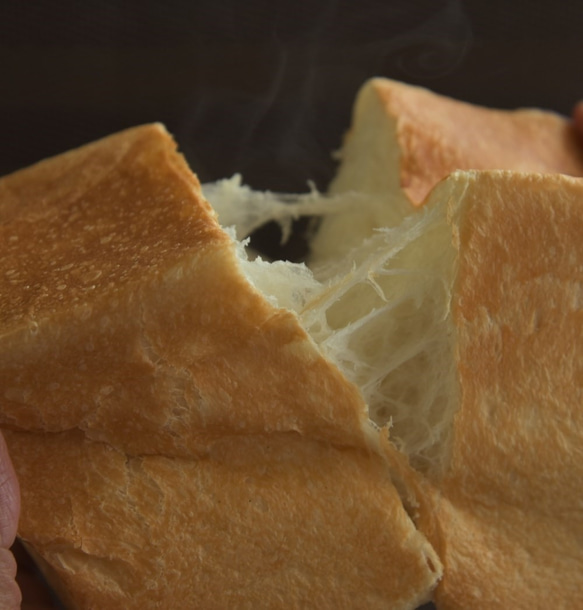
[0,432,20,549]
[0,547,22,609]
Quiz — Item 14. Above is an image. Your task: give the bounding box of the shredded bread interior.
[309,79,412,263]
[204,178,459,474]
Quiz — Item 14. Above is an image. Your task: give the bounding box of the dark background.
[2,0,583,194]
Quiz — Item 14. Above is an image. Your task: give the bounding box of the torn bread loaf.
[405,171,583,610]
[304,170,583,609]
[3,82,583,609]
[311,77,583,262]
[205,166,583,607]
[0,125,441,609]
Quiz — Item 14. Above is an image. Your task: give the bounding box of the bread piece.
[307,169,583,608]
[416,171,583,609]
[8,429,440,610]
[311,77,583,262]
[0,124,369,455]
[201,153,583,609]
[0,125,441,608]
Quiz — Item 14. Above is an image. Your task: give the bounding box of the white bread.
[3,79,583,609]
[309,170,583,608]
[305,81,583,608]
[186,166,583,608]
[417,171,583,609]
[0,124,441,609]
[311,77,583,262]
[203,92,583,606]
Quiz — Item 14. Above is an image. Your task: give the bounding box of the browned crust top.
[371,79,583,204]
[0,124,226,334]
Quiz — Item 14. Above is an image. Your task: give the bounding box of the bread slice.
[306,169,583,608]
[0,125,441,608]
[311,77,583,262]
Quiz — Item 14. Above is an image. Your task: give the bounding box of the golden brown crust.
[316,79,583,264]
[0,125,441,608]
[0,124,222,334]
[0,124,368,454]
[8,429,439,610]
[415,171,583,609]
[366,78,583,204]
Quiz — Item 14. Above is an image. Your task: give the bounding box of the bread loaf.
[409,171,583,609]
[0,124,440,608]
[204,79,583,607]
[2,78,583,609]
[311,77,583,262]
[309,170,583,608]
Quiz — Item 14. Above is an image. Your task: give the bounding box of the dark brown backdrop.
[1,0,583,193]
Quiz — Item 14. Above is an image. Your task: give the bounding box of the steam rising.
[180,1,472,192]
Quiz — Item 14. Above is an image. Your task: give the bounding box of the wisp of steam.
[179,0,472,193]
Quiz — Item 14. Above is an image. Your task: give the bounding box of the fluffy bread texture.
[0,124,441,609]
[2,78,583,610]
[257,166,583,607]
[202,75,583,607]
[312,77,583,262]
[370,171,583,609]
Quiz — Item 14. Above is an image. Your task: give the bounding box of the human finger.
[0,431,19,550]
[0,546,21,609]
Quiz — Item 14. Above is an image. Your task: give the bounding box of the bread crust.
[414,171,583,609]
[9,429,440,610]
[0,124,368,454]
[346,78,583,205]
[315,78,583,264]
[0,125,441,608]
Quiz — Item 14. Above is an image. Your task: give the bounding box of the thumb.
[0,431,22,609]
